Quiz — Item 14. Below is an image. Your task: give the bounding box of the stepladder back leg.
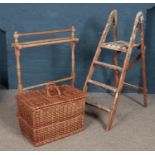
[113,13,119,87]
[114,51,119,86]
[141,47,147,107]
[140,22,147,107]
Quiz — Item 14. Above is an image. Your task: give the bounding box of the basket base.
[18,115,84,147]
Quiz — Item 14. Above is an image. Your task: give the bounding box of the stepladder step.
[94,60,122,71]
[87,79,116,93]
[101,40,140,53]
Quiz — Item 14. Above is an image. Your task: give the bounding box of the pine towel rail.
[12,26,79,94]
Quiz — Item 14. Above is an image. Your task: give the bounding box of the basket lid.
[17,85,86,110]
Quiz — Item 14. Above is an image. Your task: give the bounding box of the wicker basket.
[17,84,86,146]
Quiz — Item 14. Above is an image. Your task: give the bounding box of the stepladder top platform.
[102,40,141,52]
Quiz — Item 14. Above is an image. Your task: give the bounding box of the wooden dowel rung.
[87,79,116,92]
[86,102,111,113]
[17,28,73,37]
[14,38,79,49]
[94,60,122,71]
[17,37,71,45]
[23,76,72,91]
[124,82,144,91]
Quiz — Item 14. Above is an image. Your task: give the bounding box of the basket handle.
[46,84,61,98]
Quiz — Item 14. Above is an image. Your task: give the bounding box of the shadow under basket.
[16,85,86,146]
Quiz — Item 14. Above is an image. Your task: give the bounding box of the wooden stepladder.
[83,10,147,131]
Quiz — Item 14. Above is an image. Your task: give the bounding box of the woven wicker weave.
[18,115,84,146]
[17,84,86,146]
